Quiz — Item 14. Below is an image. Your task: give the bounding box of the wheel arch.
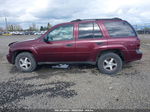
[96,49,125,63]
[12,49,37,64]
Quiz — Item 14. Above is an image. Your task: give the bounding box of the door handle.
[96,42,104,45]
[66,44,73,47]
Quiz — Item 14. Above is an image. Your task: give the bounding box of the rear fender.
[94,45,129,62]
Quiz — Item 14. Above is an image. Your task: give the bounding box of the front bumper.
[6,54,13,64]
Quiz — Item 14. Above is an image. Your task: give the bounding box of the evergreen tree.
[40,26,44,31]
[47,23,52,30]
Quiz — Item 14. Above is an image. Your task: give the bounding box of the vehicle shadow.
[9,64,96,77]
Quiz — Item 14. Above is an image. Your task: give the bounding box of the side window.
[78,23,103,39]
[104,21,136,37]
[94,23,103,38]
[47,24,74,41]
[79,23,93,39]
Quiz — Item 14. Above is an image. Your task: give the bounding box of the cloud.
[0,0,150,28]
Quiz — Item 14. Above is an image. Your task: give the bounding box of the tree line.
[137,27,150,34]
[0,23,52,32]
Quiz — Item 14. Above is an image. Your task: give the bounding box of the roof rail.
[71,19,81,22]
[71,18,122,22]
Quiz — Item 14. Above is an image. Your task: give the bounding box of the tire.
[15,52,37,72]
[97,52,122,75]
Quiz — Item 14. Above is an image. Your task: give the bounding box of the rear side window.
[104,21,136,37]
[78,23,103,39]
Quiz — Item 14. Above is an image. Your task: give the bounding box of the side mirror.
[44,35,48,42]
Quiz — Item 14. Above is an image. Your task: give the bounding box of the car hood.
[9,38,38,48]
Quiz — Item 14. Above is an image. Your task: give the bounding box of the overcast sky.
[0,0,150,29]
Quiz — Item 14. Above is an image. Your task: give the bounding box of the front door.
[38,24,76,62]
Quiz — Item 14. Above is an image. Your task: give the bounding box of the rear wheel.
[15,52,37,72]
[97,52,122,75]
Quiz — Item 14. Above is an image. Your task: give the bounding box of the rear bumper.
[136,49,142,55]
[135,49,142,60]
[126,49,142,62]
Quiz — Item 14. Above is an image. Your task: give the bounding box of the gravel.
[0,35,150,109]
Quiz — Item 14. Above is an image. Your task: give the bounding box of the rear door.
[75,21,107,62]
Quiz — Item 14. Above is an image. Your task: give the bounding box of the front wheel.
[97,52,122,75]
[15,52,37,72]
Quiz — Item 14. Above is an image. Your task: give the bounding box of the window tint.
[47,24,74,41]
[79,23,102,39]
[104,21,136,37]
[79,23,93,39]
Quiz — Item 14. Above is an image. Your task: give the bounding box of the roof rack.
[71,18,122,22]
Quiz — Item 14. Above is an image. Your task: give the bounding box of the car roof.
[55,18,124,26]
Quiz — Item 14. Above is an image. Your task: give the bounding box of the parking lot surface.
[0,35,150,109]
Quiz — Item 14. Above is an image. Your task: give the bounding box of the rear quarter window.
[104,21,136,37]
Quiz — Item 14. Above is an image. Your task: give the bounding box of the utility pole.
[5,17,8,32]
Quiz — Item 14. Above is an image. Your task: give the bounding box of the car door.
[75,21,107,62]
[37,23,76,62]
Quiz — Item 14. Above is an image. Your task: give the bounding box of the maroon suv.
[7,18,142,75]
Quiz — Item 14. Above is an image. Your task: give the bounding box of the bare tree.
[7,24,23,31]
[28,23,38,31]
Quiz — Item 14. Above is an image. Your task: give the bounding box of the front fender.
[11,47,39,63]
